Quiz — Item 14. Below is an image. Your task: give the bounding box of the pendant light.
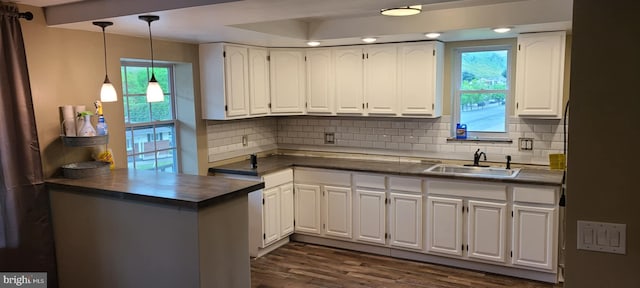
[139,15,164,103]
[93,21,118,102]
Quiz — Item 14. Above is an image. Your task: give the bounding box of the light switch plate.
[578,220,626,254]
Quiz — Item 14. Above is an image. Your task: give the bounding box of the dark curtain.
[0,3,57,286]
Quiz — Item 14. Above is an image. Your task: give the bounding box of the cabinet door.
[512,204,557,270]
[248,48,270,115]
[398,42,442,116]
[224,45,250,117]
[467,200,507,263]
[365,45,397,114]
[262,187,280,247]
[334,48,364,114]
[426,196,463,256]
[389,193,422,250]
[280,183,294,236]
[270,50,306,114]
[355,189,386,244]
[294,184,322,235]
[306,49,334,114]
[515,31,566,118]
[323,186,352,239]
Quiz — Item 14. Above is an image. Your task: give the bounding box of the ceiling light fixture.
[139,15,164,103]
[362,37,377,43]
[425,32,441,39]
[381,5,422,16]
[93,21,117,102]
[307,41,321,47]
[492,27,512,33]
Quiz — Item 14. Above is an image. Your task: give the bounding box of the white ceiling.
[20,0,572,47]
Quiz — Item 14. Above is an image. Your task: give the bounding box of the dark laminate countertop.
[46,168,264,210]
[210,155,563,186]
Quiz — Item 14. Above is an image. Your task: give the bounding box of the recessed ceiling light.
[362,37,377,43]
[307,41,321,47]
[425,32,441,39]
[381,5,422,16]
[492,27,512,33]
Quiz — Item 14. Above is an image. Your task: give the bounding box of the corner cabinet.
[269,49,306,115]
[515,31,566,118]
[199,43,270,119]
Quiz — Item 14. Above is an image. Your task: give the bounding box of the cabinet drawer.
[427,180,506,201]
[295,168,351,186]
[389,177,422,193]
[354,174,385,189]
[263,168,293,188]
[513,186,557,205]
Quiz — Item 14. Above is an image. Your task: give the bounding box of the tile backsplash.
[207,115,566,165]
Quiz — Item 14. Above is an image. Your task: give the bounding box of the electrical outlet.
[324,133,335,144]
[518,138,533,151]
[242,135,248,146]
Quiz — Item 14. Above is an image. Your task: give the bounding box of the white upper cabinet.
[306,49,334,114]
[248,48,271,116]
[515,31,566,118]
[364,45,398,115]
[269,49,306,114]
[334,47,365,114]
[200,43,250,119]
[398,42,443,117]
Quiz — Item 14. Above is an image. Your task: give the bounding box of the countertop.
[46,168,264,210]
[210,155,563,186]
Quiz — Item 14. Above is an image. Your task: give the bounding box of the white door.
[334,48,364,114]
[224,45,250,117]
[512,204,557,270]
[467,200,507,263]
[306,49,334,114]
[515,31,566,118]
[262,187,280,247]
[269,50,306,114]
[248,48,270,115]
[280,183,294,236]
[398,42,440,116]
[323,186,352,239]
[355,189,386,244]
[294,184,322,235]
[426,196,463,256]
[389,193,422,250]
[365,45,397,114]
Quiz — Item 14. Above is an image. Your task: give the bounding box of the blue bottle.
[96,115,108,136]
[456,123,467,139]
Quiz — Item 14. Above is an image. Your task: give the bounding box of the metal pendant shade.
[139,15,164,103]
[93,21,118,102]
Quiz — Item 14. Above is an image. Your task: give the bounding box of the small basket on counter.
[61,161,111,179]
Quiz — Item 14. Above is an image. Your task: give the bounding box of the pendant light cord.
[102,26,108,76]
[147,21,155,73]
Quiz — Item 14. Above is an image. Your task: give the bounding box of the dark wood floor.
[251,242,563,288]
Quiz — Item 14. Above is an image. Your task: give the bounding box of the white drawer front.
[427,180,507,201]
[389,177,422,193]
[295,168,351,186]
[513,186,557,205]
[263,168,293,188]
[354,174,386,189]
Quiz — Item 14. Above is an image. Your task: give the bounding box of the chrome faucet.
[472,149,487,166]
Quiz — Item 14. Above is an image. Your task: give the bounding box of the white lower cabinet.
[323,186,352,238]
[389,192,423,250]
[248,169,294,257]
[426,180,508,265]
[294,183,322,235]
[354,189,386,244]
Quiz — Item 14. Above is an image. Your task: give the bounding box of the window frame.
[452,45,512,140]
[121,60,180,173]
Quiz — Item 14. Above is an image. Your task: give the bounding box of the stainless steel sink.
[423,164,520,178]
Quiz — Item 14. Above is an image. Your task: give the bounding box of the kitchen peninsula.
[45,169,264,288]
